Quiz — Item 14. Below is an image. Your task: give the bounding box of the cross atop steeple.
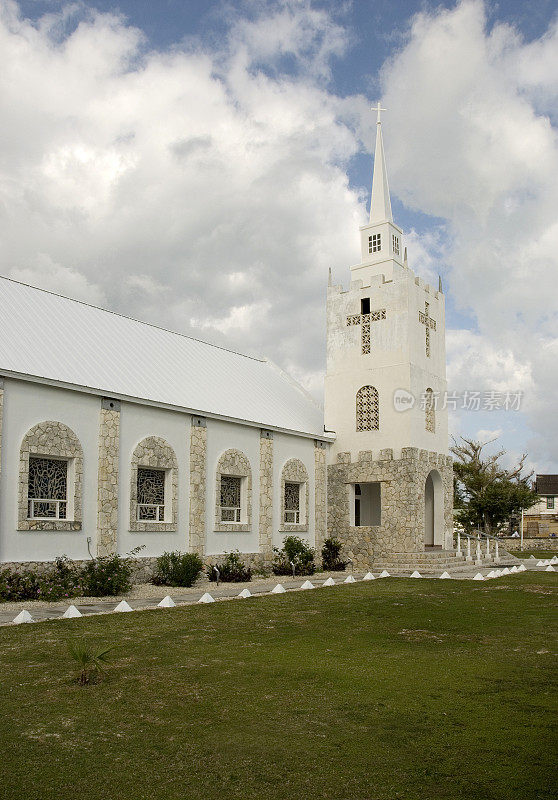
[373,101,387,124]
[369,102,392,225]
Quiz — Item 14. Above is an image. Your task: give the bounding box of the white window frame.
[284,481,305,525]
[136,466,168,522]
[392,233,400,256]
[27,455,74,521]
[368,233,381,254]
[220,474,244,524]
[546,496,555,510]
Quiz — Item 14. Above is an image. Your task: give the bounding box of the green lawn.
[508,549,557,559]
[1,573,556,800]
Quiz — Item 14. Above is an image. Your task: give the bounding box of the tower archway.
[424,469,444,548]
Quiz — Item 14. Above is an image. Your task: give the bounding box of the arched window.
[215,449,252,532]
[130,437,178,531]
[18,421,83,531]
[356,386,379,431]
[425,388,436,433]
[280,458,309,532]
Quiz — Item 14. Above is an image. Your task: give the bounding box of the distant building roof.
[535,475,558,495]
[0,276,328,439]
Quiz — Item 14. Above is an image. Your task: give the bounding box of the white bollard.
[237,588,252,598]
[475,538,482,566]
[198,593,215,604]
[114,600,133,612]
[456,530,462,557]
[545,565,555,572]
[322,577,335,586]
[473,573,484,580]
[439,571,451,579]
[343,575,356,584]
[466,537,472,562]
[300,580,315,590]
[494,539,500,564]
[363,572,375,581]
[61,604,82,618]
[271,584,286,594]
[158,595,176,608]
[378,570,390,578]
[410,571,422,578]
[12,609,34,624]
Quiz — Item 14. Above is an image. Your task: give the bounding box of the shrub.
[321,538,347,571]
[80,554,133,597]
[152,551,203,587]
[207,551,252,582]
[0,556,82,602]
[272,535,315,576]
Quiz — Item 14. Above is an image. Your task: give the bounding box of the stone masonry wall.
[314,441,327,556]
[18,420,83,531]
[259,431,274,564]
[189,418,207,555]
[0,378,3,486]
[129,436,178,532]
[96,400,120,556]
[328,447,453,569]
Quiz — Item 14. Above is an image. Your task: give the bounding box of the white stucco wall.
[325,264,448,462]
[272,432,316,550]
[205,419,261,555]
[117,401,190,557]
[0,378,99,562]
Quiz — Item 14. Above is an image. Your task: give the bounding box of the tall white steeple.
[352,103,404,283]
[369,103,393,224]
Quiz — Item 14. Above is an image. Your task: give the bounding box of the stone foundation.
[327,447,453,570]
[0,556,160,584]
[498,537,558,552]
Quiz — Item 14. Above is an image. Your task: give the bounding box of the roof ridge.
[0,273,265,363]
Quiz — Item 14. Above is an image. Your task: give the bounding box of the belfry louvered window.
[137,468,165,521]
[28,457,68,519]
[425,388,436,433]
[356,386,379,431]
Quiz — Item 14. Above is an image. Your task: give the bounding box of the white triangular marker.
[439,571,451,579]
[271,584,286,593]
[158,595,175,608]
[473,573,484,580]
[551,556,558,564]
[517,564,526,572]
[198,593,215,603]
[486,570,497,579]
[536,561,545,567]
[322,577,335,586]
[12,609,34,624]
[344,575,356,583]
[529,555,536,559]
[545,565,555,572]
[62,605,82,618]
[114,600,133,612]
[410,571,422,578]
[510,566,518,573]
[300,580,314,589]
[363,572,375,581]
[379,570,390,578]
[501,567,510,575]
[238,588,252,598]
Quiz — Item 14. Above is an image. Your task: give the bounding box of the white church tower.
[325,104,454,566]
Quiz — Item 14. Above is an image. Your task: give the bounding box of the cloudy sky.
[1,0,557,472]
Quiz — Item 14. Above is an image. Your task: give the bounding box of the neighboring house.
[524,475,558,537]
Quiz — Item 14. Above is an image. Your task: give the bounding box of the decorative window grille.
[425,388,436,433]
[547,496,555,510]
[392,234,400,255]
[220,475,242,522]
[284,482,301,524]
[356,386,379,431]
[368,233,381,253]
[28,457,68,519]
[137,467,165,521]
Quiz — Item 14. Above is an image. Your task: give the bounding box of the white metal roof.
[0,276,328,439]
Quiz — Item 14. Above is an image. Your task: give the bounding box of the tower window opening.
[361,298,370,315]
[392,234,400,256]
[368,233,381,253]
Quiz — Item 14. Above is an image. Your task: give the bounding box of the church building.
[0,108,453,574]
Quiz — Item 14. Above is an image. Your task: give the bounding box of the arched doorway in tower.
[424,470,444,549]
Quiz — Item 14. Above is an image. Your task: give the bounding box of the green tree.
[451,437,538,535]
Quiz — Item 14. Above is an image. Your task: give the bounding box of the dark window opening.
[361,298,370,315]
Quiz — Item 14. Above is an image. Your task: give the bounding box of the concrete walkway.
[1,559,553,626]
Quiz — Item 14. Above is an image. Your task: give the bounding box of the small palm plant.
[68,640,117,685]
